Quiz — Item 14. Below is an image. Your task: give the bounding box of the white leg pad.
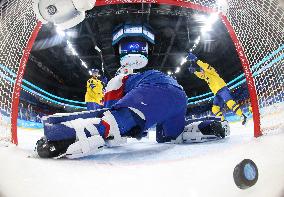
[102,110,127,147]
[62,118,105,158]
[66,135,105,159]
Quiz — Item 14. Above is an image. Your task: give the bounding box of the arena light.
[56,26,65,37]
[201,13,219,34]
[81,60,88,68]
[95,45,101,52]
[194,14,207,23]
[188,36,201,52]
[180,57,187,65]
[201,25,212,34]
[88,70,92,75]
[70,47,78,56]
[66,40,78,56]
[195,36,200,44]
[208,12,219,25]
[175,67,181,73]
[167,71,172,75]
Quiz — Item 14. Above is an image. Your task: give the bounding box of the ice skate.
[241,114,248,125]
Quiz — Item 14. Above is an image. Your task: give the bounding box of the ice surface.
[0,119,284,197]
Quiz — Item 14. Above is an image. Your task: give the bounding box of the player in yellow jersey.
[186,53,247,125]
[85,69,104,110]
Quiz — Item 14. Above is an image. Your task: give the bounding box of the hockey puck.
[233,159,258,189]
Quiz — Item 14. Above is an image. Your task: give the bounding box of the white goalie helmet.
[120,54,148,70]
[33,0,95,30]
[116,66,134,75]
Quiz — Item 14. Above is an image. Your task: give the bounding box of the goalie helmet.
[33,0,95,30]
[119,41,149,70]
[116,66,134,75]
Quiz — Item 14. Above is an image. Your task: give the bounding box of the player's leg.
[156,112,186,143]
[113,84,188,133]
[220,87,247,125]
[38,108,143,158]
[37,85,187,158]
[37,116,105,158]
[212,95,225,121]
[97,108,145,146]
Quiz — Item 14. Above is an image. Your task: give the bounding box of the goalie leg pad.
[44,117,101,141]
[40,117,105,158]
[65,135,105,159]
[101,110,127,147]
[60,117,105,159]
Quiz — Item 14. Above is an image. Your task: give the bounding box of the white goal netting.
[0,0,38,143]
[226,0,284,134]
[0,0,283,143]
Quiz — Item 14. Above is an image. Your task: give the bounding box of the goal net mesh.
[225,0,284,133]
[0,0,283,143]
[0,0,37,142]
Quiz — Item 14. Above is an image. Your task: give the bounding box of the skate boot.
[36,137,75,158]
[173,117,230,143]
[241,114,248,125]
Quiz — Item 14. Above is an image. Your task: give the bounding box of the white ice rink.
[0,116,284,197]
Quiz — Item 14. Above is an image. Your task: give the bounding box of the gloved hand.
[101,76,108,86]
[186,52,198,62]
[188,64,197,73]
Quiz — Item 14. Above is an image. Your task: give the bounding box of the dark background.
[25,3,243,102]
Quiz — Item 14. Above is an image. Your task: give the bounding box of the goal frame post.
[9,0,262,144]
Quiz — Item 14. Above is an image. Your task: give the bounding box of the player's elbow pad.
[33,0,95,30]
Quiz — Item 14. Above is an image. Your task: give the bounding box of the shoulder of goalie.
[172,116,230,143]
[38,111,126,159]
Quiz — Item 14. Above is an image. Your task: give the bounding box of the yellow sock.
[212,105,225,121]
[226,100,243,117]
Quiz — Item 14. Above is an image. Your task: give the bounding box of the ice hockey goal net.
[0,0,283,144]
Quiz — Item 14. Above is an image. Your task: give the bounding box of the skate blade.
[53,153,67,159]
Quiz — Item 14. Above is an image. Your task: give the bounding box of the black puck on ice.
[233,159,258,189]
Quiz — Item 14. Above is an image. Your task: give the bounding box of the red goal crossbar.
[10,0,261,144]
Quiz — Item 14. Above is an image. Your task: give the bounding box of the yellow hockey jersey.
[85,77,104,104]
[194,60,227,95]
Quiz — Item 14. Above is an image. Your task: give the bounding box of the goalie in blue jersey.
[36,67,230,159]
